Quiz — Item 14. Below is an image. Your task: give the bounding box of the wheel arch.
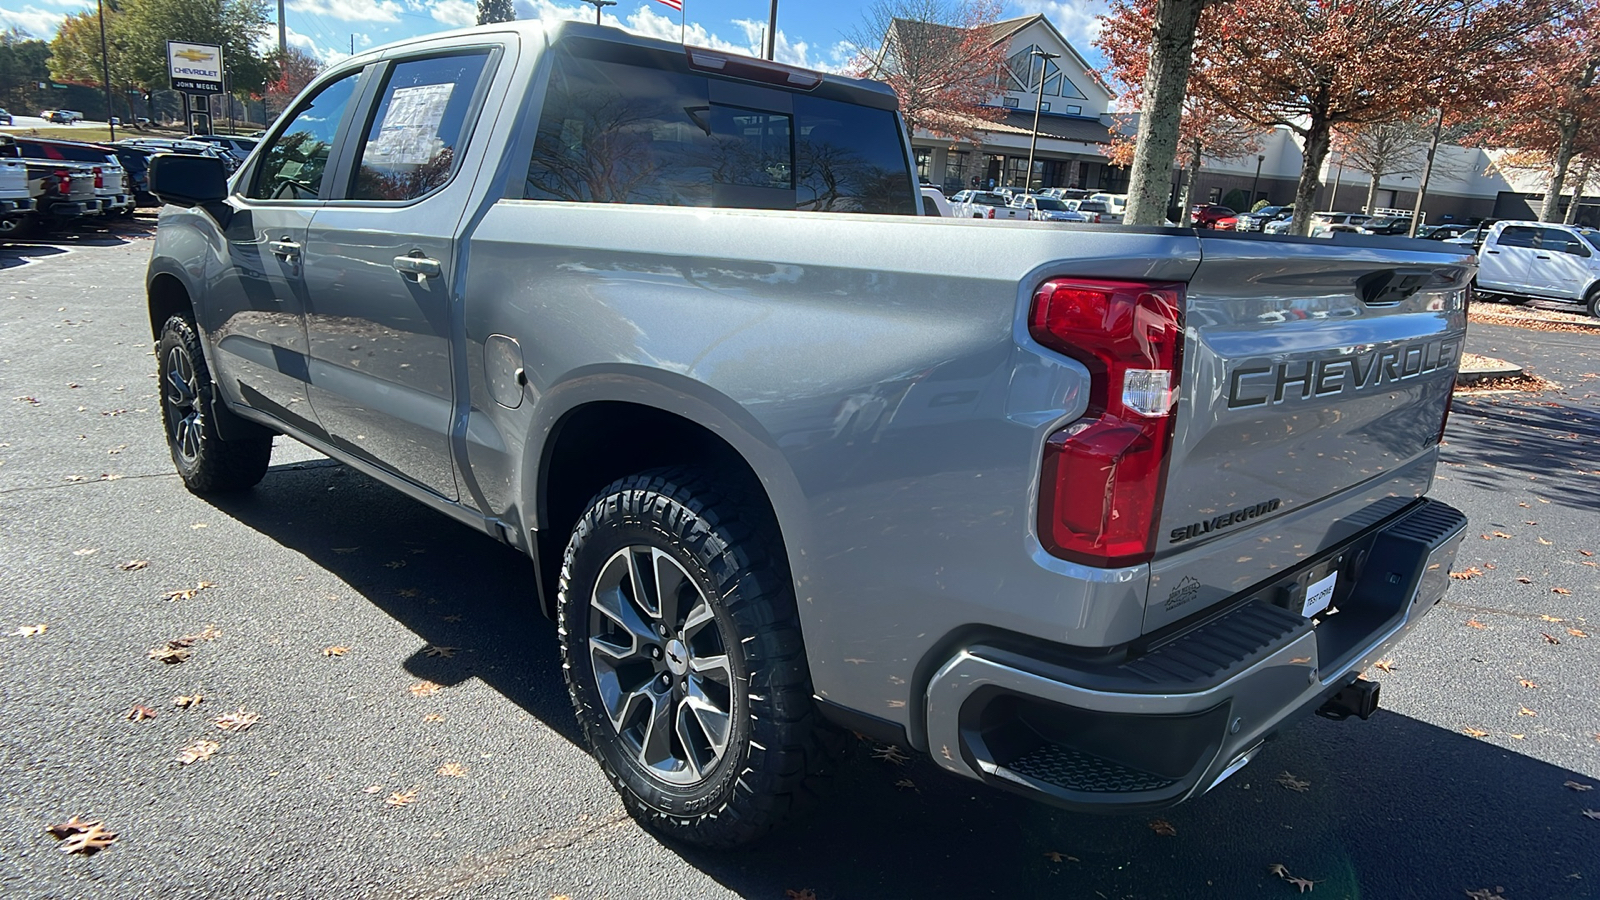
[524,388,811,622]
[147,265,194,341]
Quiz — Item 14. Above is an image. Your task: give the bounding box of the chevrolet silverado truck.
[0,138,98,238]
[144,21,1471,847]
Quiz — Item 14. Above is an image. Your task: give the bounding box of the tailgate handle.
[1356,268,1433,306]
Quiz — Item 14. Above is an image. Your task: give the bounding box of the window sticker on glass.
[368,83,455,166]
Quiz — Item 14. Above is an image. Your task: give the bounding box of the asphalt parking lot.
[1,228,1597,900]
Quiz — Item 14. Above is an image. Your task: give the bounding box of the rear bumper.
[923,498,1467,812]
[43,201,91,218]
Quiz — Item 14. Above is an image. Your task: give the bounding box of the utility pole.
[97,0,114,140]
[765,0,778,60]
[1024,49,1060,192]
[581,0,615,25]
[1250,153,1264,205]
[278,0,286,55]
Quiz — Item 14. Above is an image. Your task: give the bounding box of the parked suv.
[1235,205,1291,232]
[1189,204,1236,228]
[1474,221,1600,317]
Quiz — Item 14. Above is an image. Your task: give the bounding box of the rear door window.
[1537,227,1589,256]
[525,47,914,215]
[1496,226,1538,248]
[349,52,491,202]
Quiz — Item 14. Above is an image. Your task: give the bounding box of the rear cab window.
[1495,225,1537,248]
[524,38,916,215]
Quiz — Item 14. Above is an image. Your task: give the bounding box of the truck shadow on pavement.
[207,457,1599,900]
[1441,397,1600,514]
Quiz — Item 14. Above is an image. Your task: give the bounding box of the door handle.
[1536,254,1551,259]
[269,238,301,258]
[1484,250,1499,254]
[392,253,442,281]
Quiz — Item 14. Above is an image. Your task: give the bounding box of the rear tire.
[1587,286,1600,319]
[558,467,837,848]
[0,214,36,240]
[157,315,272,493]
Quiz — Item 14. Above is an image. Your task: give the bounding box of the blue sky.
[0,0,1110,74]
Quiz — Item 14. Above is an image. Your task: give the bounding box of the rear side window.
[525,49,915,215]
[1539,227,1590,256]
[350,52,491,202]
[1496,226,1537,248]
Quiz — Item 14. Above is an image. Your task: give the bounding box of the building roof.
[884,14,1113,99]
[925,110,1113,145]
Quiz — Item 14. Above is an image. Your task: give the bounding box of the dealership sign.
[167,41,224,94]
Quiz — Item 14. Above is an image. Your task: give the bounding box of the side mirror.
[148,152,228,207]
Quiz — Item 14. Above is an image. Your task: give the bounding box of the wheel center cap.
[664,639,689,676]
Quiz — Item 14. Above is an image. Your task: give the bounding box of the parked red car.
[1190,204,1238,228]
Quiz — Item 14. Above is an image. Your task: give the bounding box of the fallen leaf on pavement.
[362,784,384,794]
[1492,531,1513,539]
[1565,781,1594,791]
[1537,537,1554,545]
[1507,733,1525,740]
[49,818,117,855]
[1043,851,1066,862]
[176,739,220,765]
[1465,618,1487,629]
[1148,818,1177,836]
[322,646,349,657]
[213,708,259,733]
[1516,577,1533,584]
[1451,567,1484,579]
[148,645,190,664]
[384,789,418,808]
[1540,615,1564,622]
[162,582,217,601]
[117,559,148,571]
[1541,632,1562,644]
[173,693,202,708]
[408,681,441,697]
[1290,656,1312,664]
[1519,679,1538,689]
[1275,771,1311,792]
[1519,707,1537,717]
[385,560,406,569]
[894,778,917,791]
[422,713,445,723]
[126,705,157,721]
[1288,876,1317,893]
[1268,863,1290,878]
[1568,628,1588,638]
[1374,659,1395,673]
[1462,726,1490,737]
[73,548,98,556]
[10,624,47,637]
[436,762,466,778]
[871,744,909,765]
[1552,587,1572,595]
[1581,550,1594,557]
[1583,810,1600,820]
[423,645,459,659]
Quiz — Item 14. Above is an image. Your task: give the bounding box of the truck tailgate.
[1144,237,1472,633]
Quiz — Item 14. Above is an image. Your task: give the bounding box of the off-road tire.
[157,315,272,493]
[558,467,838,848]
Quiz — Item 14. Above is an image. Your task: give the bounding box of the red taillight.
[987,207,996,219]
[50,169,70,196]
[93,166,104,189]
[1030,280,1185,567]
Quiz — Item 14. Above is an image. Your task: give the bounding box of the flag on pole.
[656,0,682,9]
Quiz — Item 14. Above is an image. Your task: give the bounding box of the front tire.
[1587,286,1600,319]
[558,468,835,847]
[157,315,272,493]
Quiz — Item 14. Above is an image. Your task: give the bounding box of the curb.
[1456,363,1524,385]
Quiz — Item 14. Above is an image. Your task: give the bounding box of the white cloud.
[1015,0,1110,65]
[0,5,73,38]
[287,0,402,24]
[285,25,352,66]
[430,0,476,28]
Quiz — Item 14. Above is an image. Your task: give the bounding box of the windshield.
[970,193,1006,206]
[1255,206,1284,217]
[1079,201,1107,212]
[1034,198,1067,211]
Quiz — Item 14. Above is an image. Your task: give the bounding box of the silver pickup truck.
[144,21,1471,847]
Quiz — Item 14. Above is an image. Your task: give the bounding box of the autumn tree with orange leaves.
[1470,1,1600,222]
[1103,0,1544,234]
[846,0,1010,146]
[265,47,321,118]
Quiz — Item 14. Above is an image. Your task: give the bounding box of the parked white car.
[1089,193,1127,224]
[1474,220,1600,317]
[919,186,952,217]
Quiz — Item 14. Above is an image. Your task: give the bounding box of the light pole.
[97,0,114,140]
[1024,48,1059,192]
[1251,153,1264,205]
[765,0,778,60]
[581,0,615,25]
